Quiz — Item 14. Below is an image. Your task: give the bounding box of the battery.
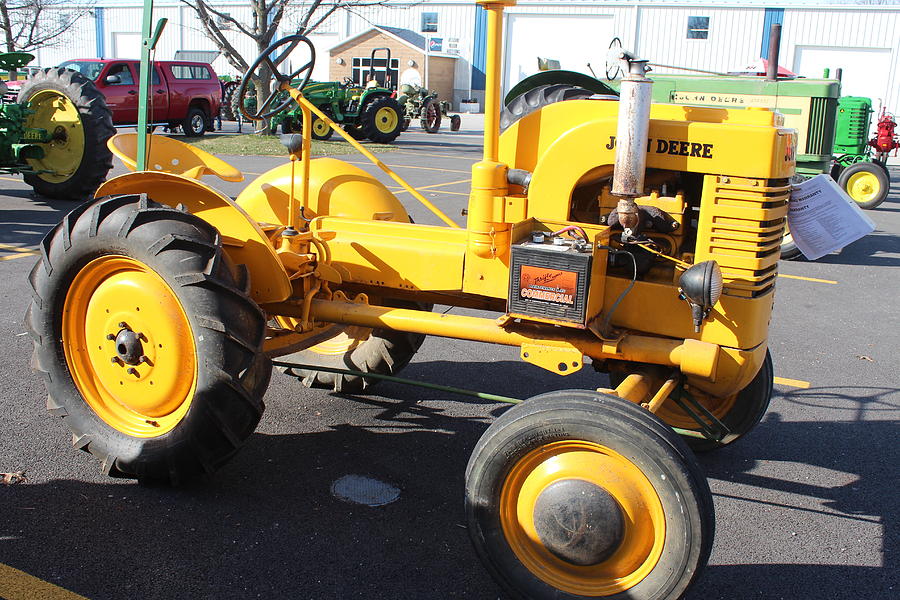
[508,236,592,325]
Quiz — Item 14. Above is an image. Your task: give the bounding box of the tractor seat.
[107,133,244,183]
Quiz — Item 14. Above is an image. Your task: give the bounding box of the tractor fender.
[95,172,292,304]
[235,157,409,226]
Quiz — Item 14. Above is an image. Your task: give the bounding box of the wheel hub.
[114,326,145,365]
[532,478,625,566]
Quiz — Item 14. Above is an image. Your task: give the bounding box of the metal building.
[27,1,900,114]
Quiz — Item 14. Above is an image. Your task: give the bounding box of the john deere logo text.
[605,136,713,159]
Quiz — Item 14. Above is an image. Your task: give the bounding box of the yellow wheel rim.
[374,107,399,133]
[846,171,881,205]
[25,89,85,183]
[312,118,331,137]
[500,441,665,596]
[62,256,197,437]
[308,326,372,356]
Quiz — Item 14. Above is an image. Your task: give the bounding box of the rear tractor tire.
[611,350,774,451]
[27,194,271,484]
[500,83,599,132]
[838,161,890,210]
[17,67,115,201]
[360,95,404,143]
[466,391,714,600]
[279,300,430,394]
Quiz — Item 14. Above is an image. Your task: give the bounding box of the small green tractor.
[0,52,114,200]
[396,83,461,133]
[236,48,405,143]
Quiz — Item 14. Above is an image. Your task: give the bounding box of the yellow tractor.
[28,1,794,598]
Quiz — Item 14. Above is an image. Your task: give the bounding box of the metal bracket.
[670,386,731,442]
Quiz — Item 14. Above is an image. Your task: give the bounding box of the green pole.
[136,0,166,171]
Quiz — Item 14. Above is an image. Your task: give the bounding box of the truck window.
[58,61,104,80]
[170,65,212,80]
[106,64,135,85]
[133,64,162,85]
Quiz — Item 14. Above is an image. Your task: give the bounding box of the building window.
[687,16,709,39]
[421,12,438,33]
[351,57,399,88]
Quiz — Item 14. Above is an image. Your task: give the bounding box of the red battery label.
[519,265,578,305]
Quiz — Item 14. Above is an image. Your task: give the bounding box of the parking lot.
[1,120,898,599]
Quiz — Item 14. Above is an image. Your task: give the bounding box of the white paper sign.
[788,174,876,260]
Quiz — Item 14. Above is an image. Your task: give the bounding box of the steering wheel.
[606,37,623,81]
[237,35,316,122]
[341,76,354,87]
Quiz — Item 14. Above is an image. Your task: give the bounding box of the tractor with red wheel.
[30,1,800,598]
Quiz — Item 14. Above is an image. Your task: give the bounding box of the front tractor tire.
[27,194,271,484]
[421,98,442,133]
[360,95,404,143]
[466,391,714,600]
[17,67,115,201]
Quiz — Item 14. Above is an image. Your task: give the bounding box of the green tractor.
[236,47,405,143]
[396,83,461,133]
[0,52,114,200]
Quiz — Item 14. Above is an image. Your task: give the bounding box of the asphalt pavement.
[0,119,897,600]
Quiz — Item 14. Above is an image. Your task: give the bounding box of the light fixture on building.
[335,57,345,65]
[408,59,416,67]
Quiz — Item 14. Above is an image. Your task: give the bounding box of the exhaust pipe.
[610,50,653,240]
[766,23,782,81]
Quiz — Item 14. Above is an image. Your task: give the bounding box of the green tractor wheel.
[360,95,404,143]
[17,67,115,201]
[310,112,334,141]
[838,161,890,210]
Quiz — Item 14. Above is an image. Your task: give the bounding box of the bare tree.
[181,0,387,132]
[0,0,94,53]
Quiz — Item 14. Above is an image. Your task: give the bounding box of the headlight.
[678,260,723,331]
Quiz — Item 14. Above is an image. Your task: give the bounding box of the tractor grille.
[805,96,837,156]
[694,176,790,298]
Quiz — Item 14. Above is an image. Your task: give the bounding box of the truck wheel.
[183,107,209,137]
[500,83,598,132]
[837,161,890,209]
[466,391,713,600]
[280,300,430,394]
[613,351,774,452]
[27,194,270,484]
[360,95,404,143]
[17,67,115,201]
[420,98,442,133]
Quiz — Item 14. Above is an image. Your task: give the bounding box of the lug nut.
[118,322,128,329]
[127,368,139,377]
[139,355,149,364]
[106,334,115,340]
[110,357,121,364]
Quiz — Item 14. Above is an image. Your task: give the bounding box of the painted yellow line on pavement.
[0,251,38,261]
[0,563,89,600]
[395,150,478,162]
[0,243,36,253]
[0,176,22,182]
[778,273,838,285]
[774,377,810,389]
[391,178,471,195]
[344,160,470,175]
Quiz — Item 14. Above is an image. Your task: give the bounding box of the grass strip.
[187,133,396,157]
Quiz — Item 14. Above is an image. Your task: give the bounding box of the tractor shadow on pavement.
[0,198,80,249]
[2,369,895,599]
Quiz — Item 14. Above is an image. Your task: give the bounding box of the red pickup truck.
[54,59,221,136]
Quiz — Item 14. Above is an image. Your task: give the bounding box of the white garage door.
[112,33,142,59]
[793,46,893,105]
[504,14,614,94]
